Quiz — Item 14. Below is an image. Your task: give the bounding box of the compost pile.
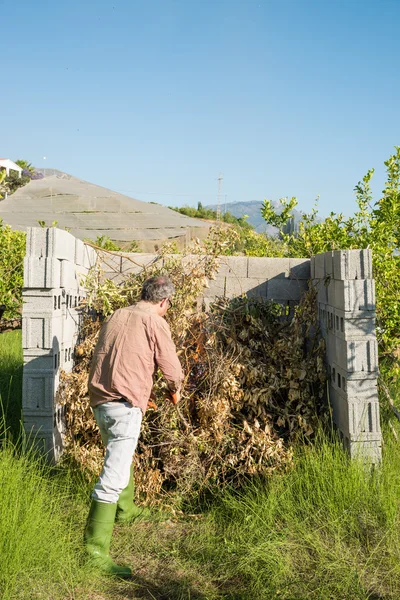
[57,242,327,503]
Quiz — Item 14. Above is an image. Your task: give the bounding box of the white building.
[0,158,22,177]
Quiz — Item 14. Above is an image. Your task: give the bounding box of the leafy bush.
[262,147,400,377]
[170,202,252,229]
[0,159,42,199]
[171,202,286,257]
[85,235,140,253]
[0,221,26,318]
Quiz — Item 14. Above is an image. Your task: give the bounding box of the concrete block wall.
[22,227,96,461]
[313,249,381,462]
[102,252,311,311]
[22,229,381,465]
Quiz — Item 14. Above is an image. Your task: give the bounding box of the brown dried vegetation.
[57,238,327,504]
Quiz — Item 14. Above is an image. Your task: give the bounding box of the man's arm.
[153,319,184,396]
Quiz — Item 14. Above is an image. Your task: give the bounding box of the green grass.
[2,330,400,599]
[0,331,99,600]
[0,432,100,600]
[178,431,400,600]
[0,330,23,437]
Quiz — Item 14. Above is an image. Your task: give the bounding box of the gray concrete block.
[329,387,381,440]
[61,342,75,373]
[314,253,326,279]
[22,313,63,349]
[98,252,122,274]
[324,330,336,365]
[63,289,84,312]
[348,440,381,463]
[23,409,65,464]
[317,280,329,305]
[24,257,62,289]
[247,257,289,279]
[84,245,98,269]
[331,307,376,339]
[328,335,378,373]
[324,251,334,277]
[202,276,226,299]
[317,303,328,333]
[22,371,58,411]
[24,349,57,372]
[24,415,53,431]
[62,313,78,344]
[289,258,311,280]
[217,256,249,278]
[26,227,76,262]
[121,253,160,275]
[333,249,373,280]
[225,278,268,299]
[76,264,89,286]
[333,280,375,312]
[60,260,78,289]
[22,288,64,315]
[328,362,379,399]
[266,279,308,302]
[75,238,86,266]
[310,256,315,279]
[100,271,126,284]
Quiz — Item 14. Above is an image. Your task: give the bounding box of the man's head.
[141,276,175,316]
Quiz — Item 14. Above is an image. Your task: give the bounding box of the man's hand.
[165,390,180,405]
[148,391,158,411]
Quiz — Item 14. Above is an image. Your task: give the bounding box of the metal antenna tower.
[216,172,223,224]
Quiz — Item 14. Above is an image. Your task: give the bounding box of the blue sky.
[2,0,400,216]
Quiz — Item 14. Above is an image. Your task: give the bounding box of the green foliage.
[170,201,254,230]
[0,426,97,599]
[0,159,40,199]
[14,160,34,174]
[203,225,286,257]
[127,239,140,252]
[37,220,58,228]
[86,235,140,253]
[170,202,286,257]
[89,235,122,251]
[0,221,26,318]
[0,170,30,196]
[0,331,23,438]
[182,428,400,600]
[262,148,400,372]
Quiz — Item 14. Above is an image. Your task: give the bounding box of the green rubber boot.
[84,499,132,578]
[116,466,152,524]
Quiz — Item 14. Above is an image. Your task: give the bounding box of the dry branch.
[57,237,327,503]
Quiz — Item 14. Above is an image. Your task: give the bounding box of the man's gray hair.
[141,276,175,303]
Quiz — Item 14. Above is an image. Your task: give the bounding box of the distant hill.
[205,200,306,235]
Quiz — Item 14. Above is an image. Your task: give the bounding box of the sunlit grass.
[180,429,400,600]
[0,330,23,436]
[2,329,400,599]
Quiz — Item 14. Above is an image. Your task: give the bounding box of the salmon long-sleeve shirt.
[88,304,184,413]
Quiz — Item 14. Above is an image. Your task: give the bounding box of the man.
[85,275,184,578]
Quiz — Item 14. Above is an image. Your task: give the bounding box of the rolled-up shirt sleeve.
[153,319,184,392]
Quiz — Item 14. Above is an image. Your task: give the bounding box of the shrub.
[0,221,26,318]
[262,147,400,378]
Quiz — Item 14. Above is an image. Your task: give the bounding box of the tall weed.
[184,431,400,599]
[0,422,95,600]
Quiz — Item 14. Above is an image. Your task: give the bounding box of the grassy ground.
[0,329,23,437]
[2,330,400,599]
